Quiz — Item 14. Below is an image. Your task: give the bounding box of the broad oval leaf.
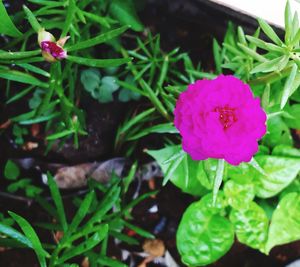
[266,193,300,253]
[230,202,269,252]
[177,195,234,266]
[254,155,300,198]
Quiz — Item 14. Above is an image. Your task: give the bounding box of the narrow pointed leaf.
[0,2,22,37]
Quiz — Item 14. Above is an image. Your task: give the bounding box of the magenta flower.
[174,75,267,165]
[40,41,67,60]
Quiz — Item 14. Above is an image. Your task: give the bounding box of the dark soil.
[0,0,299,267]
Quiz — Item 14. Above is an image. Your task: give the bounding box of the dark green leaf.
[47,173,68,232]
[4,160,20,180]
[109,0,144,32]
[9,212,48,267]
[57,225,108,264]
[67,55,131,68]
[147,145,208,196]
[66,26,129,52]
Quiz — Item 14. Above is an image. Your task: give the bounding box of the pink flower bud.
[38,29,68,62]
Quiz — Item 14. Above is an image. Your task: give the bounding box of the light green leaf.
[224,180,255,209]
[177,194,234,266]
[266,193,300,253]
[0,1,22,37]
[281,63,298,109]
[250,55,289,74]
[284,0,292,43]
[230,202,269,252]
[272,145,300,158]
[253,155,300,198]
[258,18,283,46]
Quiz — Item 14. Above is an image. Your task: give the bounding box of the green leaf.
[0,69,49,88]
[7,179,31,193]
[118,88,141,102]
[0,223,32,248]
[258,18,283,46]
[0,1,22,37]
[23,5,42,32]
[80,69,101,92]
[212,159,225,205]
[262,115,292,148]
[128,122,178,140]
[237,43,267,62]
[87,183,121,226]
[8,212,48,267]
[66,26,129,52]
[109,0,144,32]
[64,191,94,239]
[57,225,108,265]
[284,104,300,129]
[0,50,40,60]
[67,55,131,68]
[177,194,234,266]
[266,193,300,253]
[246,36,284,53]
[213,38,222,74]
[60,0,76,38]
[122,220,154,239]
[94,76,119,103]
[147,145,208,196]
[272,145,300,158]
[47,173,68,232]
[4,160,20,180]
[284,0,292,43]
[230,202,269,252]
[250,55,289,74]
[224,180,255,209]
[253,155,300,198]
[281,63,298,109]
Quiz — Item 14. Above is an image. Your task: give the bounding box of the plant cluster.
[0,0,300,266]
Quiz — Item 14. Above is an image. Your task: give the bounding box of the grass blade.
[67,55,131,68]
